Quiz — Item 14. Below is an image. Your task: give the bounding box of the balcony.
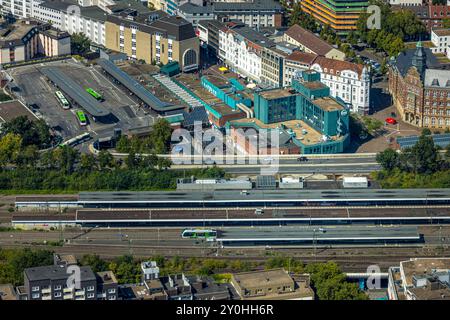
[63,294,73,300]
[75,290,85,296]
[42,294,52,300]
[41,288,51,294]
[63,288,73,293]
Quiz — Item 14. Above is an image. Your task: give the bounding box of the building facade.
[177,0,283,29]
[228,70,350,155]
[389,41,450,129]
[105,10,199,71]
[283,51,370,114]
[219,23,267,82]
[431,28,450,55]
[301,0,368,35]
[0,20,70,64]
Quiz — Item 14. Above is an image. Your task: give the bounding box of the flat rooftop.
[401,258,450,287]
[313,97,344,112]
[209,103,244,116]
[218,225,420,242]
[41,67,109,118]
[230,118,326,146]
[233,269,293,289]
[0,100,37,123]
[72,188,450,203]
[258,88,296,100]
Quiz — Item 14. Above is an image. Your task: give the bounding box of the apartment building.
[23,256,118,300]
[0,19,70,64]
[431,28,450,55]
[283,24,345,61]
[398,4,450,33]
[105,10,199,71]
[0,0,35,18]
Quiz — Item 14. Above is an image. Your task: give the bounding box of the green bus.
[55,91,70,109]
[76,110,87,126]
[181,229,217,242]
[86,88,103,100]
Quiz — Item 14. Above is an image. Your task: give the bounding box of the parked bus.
[181,229,217,241]
[86,88,103,100]
[76,110,87,126]
[55,91,70,109]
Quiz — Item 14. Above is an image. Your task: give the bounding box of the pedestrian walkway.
[153,74,203,107]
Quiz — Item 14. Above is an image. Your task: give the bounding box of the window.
[108,295,116,300]
[87,293,95,298]
[108,289,116,294]
[87,286,95,291]
[32,293,40,299]
[54,285,62,290]
[54,292,62,298]
[32,286,39,292]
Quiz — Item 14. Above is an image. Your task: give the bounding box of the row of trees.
[375,132,450,188]
[356,0,425,57]
[0,116,225,192]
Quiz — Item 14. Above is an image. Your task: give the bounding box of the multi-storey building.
[283,51,370,114]
[219,22,268,82]
[283,24,345,61]
[389,0,422,5]
[177,0,283,28]
[388,258,450,300]
[301,0,368,35]
[0,19,71,64]
[230,269,314,300]
[397,4,450,33]
[389,41,450,129]
[431,28,450,55]
[32,0,108,45]
[105,10,199,71]
[228,70,351,155]
[23,256,118,300]
[0,0,35,18]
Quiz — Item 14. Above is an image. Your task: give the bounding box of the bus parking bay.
[5,59,152,143]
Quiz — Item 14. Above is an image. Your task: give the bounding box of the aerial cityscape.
[0,0,450,307]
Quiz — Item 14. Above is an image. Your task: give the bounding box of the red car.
[385,117,397,125]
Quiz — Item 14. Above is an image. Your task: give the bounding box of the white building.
[283,52,371,114]
[388,258,450,300]
[219,24,266,82]
[431,28,450,55]
[389,0,422,6]
[32,0,107,45]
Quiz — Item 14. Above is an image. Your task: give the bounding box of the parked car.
[385,117,397,125]
[297,156,308,162]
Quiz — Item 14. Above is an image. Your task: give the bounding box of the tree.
[80,153,97,172]
[0,116,51,148]
[376,148,399,171]
[0,133,22,165]
[421,128,432,136]
[17,145,39,167]
[79,254,108,273]
[71,33,91,55]
[98,150,113,169]
[288,3,318,32]
[408,133,441,174]
[150,118,173,154]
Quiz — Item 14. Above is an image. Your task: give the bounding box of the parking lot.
[5,59,155,145]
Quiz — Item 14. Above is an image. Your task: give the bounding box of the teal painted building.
[234,70,350,154]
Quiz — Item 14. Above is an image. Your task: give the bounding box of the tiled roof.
[284,24,333,56]
[433,28,450,37]
[285,51,318,65]
[314,56,364,77]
